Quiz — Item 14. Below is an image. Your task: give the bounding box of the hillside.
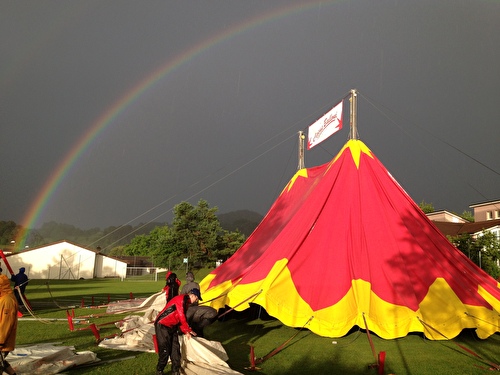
[3,210,263,252]
[218,210,263,237]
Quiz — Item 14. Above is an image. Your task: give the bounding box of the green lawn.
[16,277,500,375]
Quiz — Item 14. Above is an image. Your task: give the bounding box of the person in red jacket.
[154,288,201,375]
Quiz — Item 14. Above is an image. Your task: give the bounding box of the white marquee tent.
[4,240,127,280]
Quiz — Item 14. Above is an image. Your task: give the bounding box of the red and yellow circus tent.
[200,139,500,340]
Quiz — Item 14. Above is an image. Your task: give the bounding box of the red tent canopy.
[201,140,500,339]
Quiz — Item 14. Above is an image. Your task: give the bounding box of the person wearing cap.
[10,268,28,309]
[154,289,202,375]
[0,274,19,375]
[180,272,217,337]
[184,289,218,338]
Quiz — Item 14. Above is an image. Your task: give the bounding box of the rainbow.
[15,1,332,249]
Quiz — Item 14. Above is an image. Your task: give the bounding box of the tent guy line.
[89,130,298,252]
[15,88,497,264]
[95,90,496,253]
[360,91,499,202]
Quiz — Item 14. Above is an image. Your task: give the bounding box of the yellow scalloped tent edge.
[201,261,499,340]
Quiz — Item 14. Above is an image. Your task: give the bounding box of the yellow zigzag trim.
[332,139,373,169]
[201,262,499,340]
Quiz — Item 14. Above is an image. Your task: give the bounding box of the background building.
[3,240,127,280]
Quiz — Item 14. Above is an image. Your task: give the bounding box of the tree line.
[0,201,261,270]
[2,200,498,278]
[0,220,165,251]
[122,200,246,269]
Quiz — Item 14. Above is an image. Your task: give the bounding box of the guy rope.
[362,312,386,375]
[417,316,500,371]
[246,316,314,371]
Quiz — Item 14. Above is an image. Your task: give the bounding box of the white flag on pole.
[307,100,343,150]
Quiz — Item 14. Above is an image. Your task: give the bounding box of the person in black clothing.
[11,267,28,308]
[179,273,217,338]
[162,271,180,302]
[185,301,218,338]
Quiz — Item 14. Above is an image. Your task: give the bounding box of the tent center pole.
[298,131,306,170]
[349,89,358,140]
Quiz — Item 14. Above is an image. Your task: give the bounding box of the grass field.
[15,277,500,375]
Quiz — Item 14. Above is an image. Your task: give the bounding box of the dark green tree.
[214,229,246,261]
[449,231,500,279]
[418,200,435,214]
[124,200,245,269]
[168,200,224,267]
[125,230,158,256]
[460,210,475,222]
[0,221,19,245]
[108,245,126,256]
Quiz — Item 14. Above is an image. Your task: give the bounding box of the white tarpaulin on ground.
[7,343,98,375]
[99,292,242,375]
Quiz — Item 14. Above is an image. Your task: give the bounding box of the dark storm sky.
[1,0,499,230]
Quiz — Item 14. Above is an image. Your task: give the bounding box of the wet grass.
[15,278,500,375]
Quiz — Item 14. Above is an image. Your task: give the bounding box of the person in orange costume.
[0,275,18,375]
[154,289,201,375]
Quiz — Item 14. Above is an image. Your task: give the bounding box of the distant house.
[427,201,500,272]
[426,210,468,224]
[3,240,127,280]
[470,199,500,222]
[431,217,500,239]
[116,256,155,268]
[427,199,500,241]
[114,255,161,278]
